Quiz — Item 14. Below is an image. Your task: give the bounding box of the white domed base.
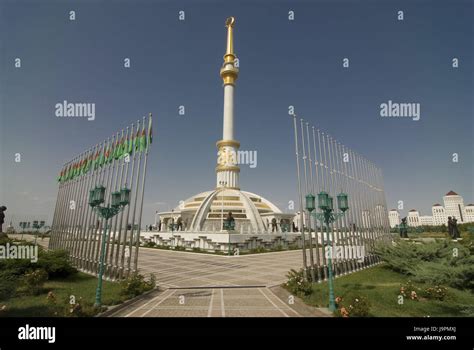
[158,188,292,234]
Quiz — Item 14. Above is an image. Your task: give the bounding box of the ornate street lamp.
[305,194,316,213]
[89,185,130,307]
[318,191,329,210]
[337,193,349,212]
[311,191,350,312]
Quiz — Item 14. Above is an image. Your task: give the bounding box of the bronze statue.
[452,217,460,240]
[271,218,277,232]
[0,206,6,235]
[399,217,408,238]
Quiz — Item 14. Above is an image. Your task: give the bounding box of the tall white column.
[216,17,240,190]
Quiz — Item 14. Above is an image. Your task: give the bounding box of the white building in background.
[407,209,420,227]
[465,204,474,223]
[419,216,433,226]
[443,191,467,223]
[432,204,446,225]
[388,191,473,228]
[388,209,400,228]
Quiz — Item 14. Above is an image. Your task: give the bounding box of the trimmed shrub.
[22,269,48,296]
[38,250,77,279]
[375,240,474,292]
[120,273,156,299]
[337,295,371,317]
[284,269,313,297]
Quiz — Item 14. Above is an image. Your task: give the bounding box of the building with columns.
[465,204,474,223]
[388,209,400,228]
[156,17,292,235]
[407,209,421,227]
[432,204,446,225]
[419,215,434,226]
[388,191,473,229]
[443,191,466,223]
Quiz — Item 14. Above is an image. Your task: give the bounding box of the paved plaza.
[8,235,328,317]
[107,285,328,317]
[108,247,330,317]
[137,247,305,288]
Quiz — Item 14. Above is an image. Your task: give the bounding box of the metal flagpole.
[78,144,99,270]
[111,127,129,278]
[57,160,74,250]
[301,119,316,282]
[134,113,152,272]
[291,114,308,279]
[369,160,379,263]
[322,132,331,278]
[102,133,119,278]
[353,151,367,268]
[122,121,139,278]
[128,119,143,275]
[331,136,347,274]
[326,135,338,275]
[69,150,86,264]
[119,123,135,279]
[108,129,125,274]
[338,141,351,273]
[87,141,106,272]
[318,130,327,278]
[341,145,354,271]
[75,149,91,269]
[65,156,80,253]
[310,126,322,281]
[95,137,112,273]
[60,158,74,252]
[70,149,89,265]
[348,148,362,269]
[360,153,375,265]
[50,162,66,250]
[50,164,66,250]
[368,159,377,262]
[102,133,120,277]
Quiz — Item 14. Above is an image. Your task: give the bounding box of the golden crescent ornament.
[226,17,235,27]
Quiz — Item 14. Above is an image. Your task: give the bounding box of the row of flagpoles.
[291,114,391,282]
[56,117,152,183]
[49,114,153,280]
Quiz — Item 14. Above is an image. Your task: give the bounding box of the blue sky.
[1,0,472,225]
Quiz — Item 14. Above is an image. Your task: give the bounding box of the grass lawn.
[299,264,474,317]
[1,272,126,317]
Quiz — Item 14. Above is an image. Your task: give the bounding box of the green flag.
[57,168,63,183]
[99,145,106,167]
[121,137,128,159]
[93,150,100,169]
[147,116,153,150]
[114,137,123,160]
[128,134,134,156]
[134,129,140,152]
[139,129,147,152]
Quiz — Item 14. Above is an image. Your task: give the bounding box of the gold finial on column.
[221,16,239,84]
[225,17,235,56]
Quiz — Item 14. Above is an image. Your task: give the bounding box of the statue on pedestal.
[452,217,460,240]
[399,217,408,238]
